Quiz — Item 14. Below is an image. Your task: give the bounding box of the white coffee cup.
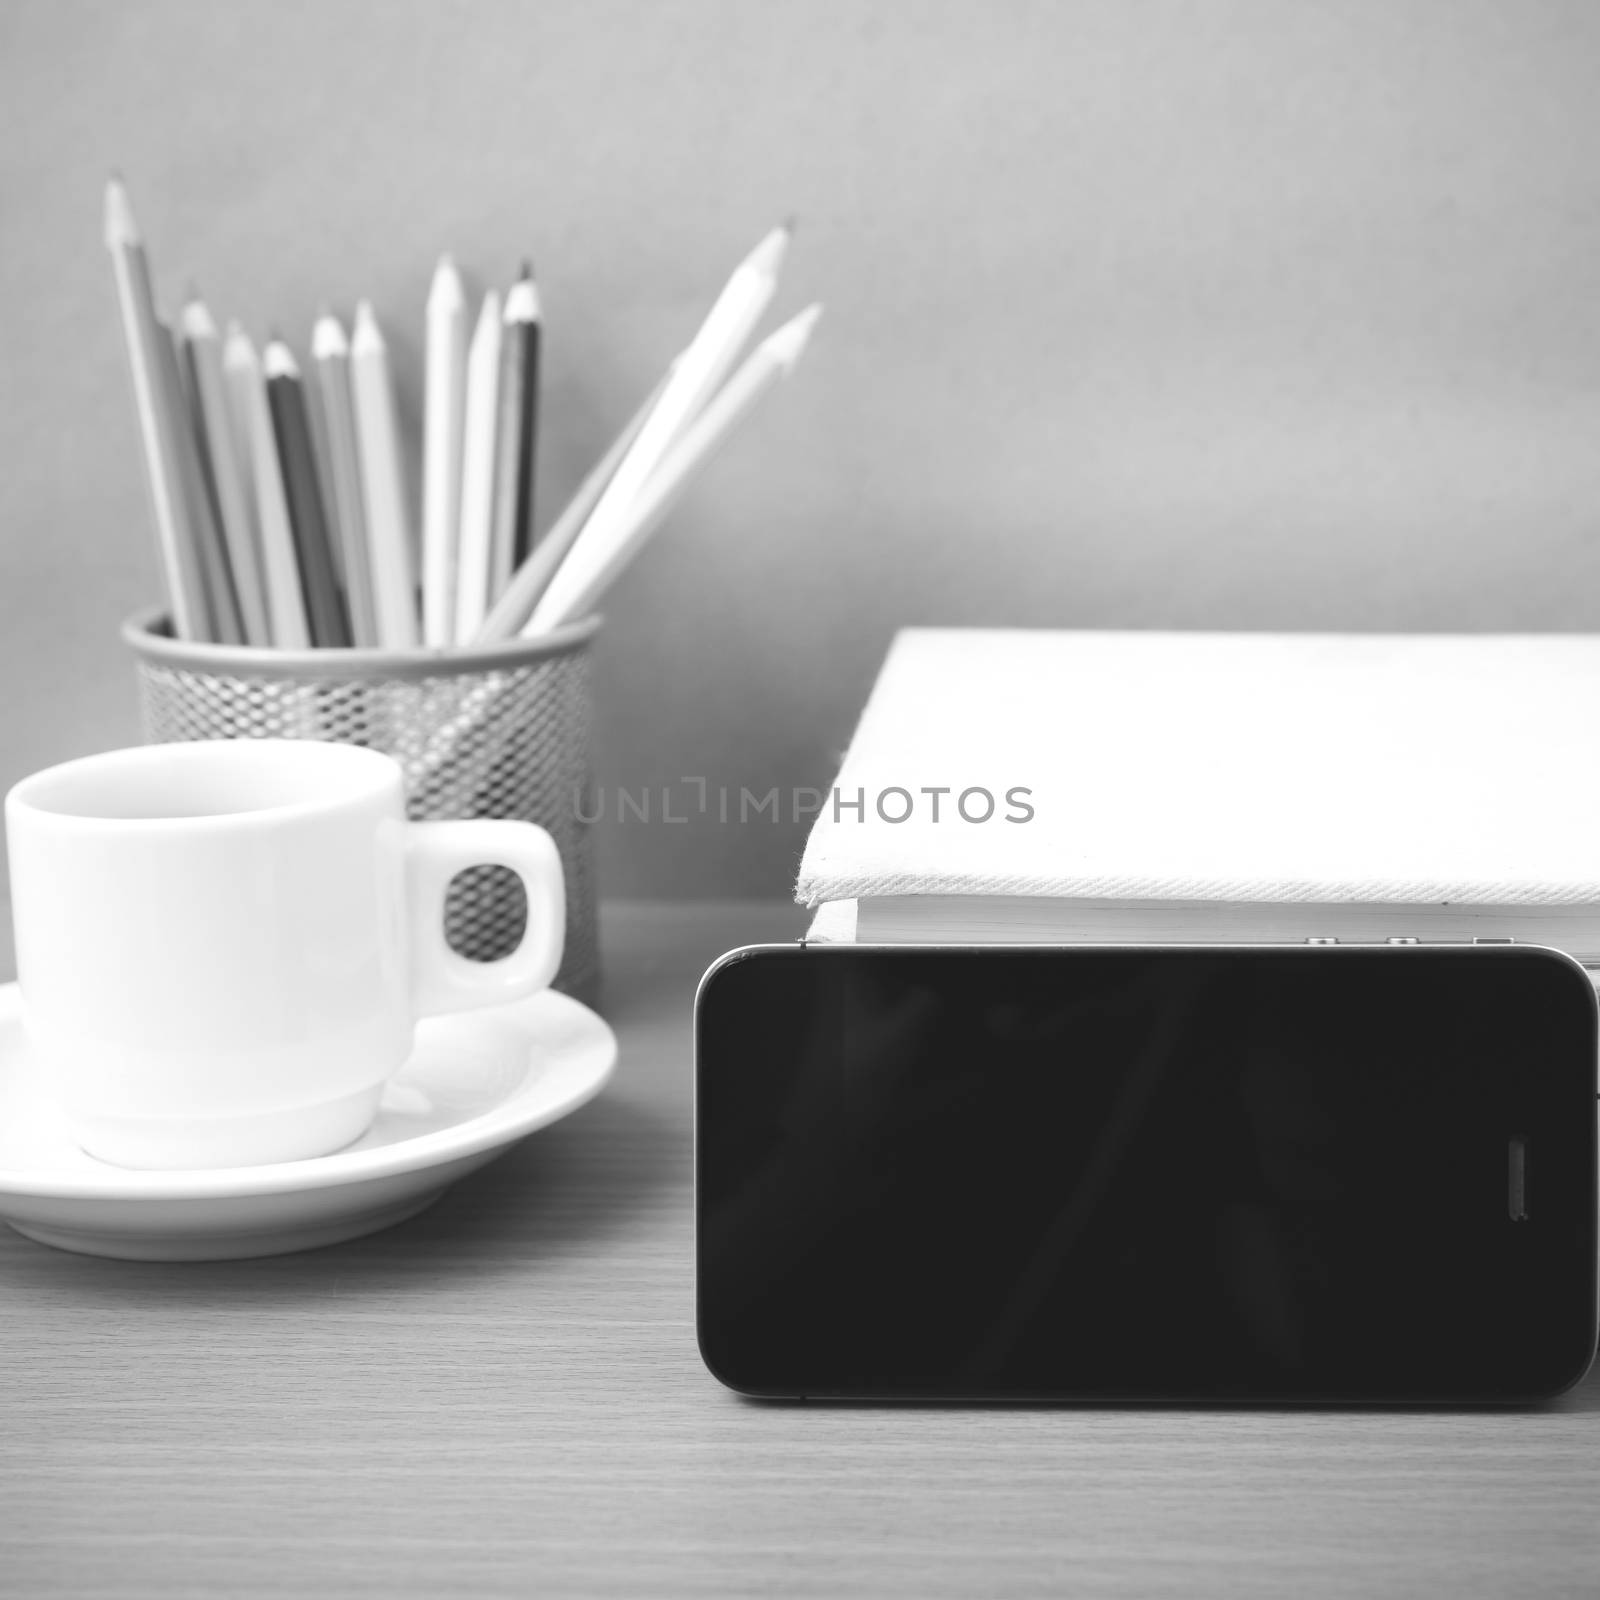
[4,739,565,1170]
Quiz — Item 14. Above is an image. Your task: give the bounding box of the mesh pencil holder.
[123,608,602,1005]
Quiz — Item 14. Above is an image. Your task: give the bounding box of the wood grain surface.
[3,901,1599,1598]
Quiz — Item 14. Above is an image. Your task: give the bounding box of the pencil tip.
[428,259,465,309]
[179,290,218,336]
[768,302,823,367]
[222,320,256,361]
[263,338,300,379]
[103,175,137,247]
[352,299,387,351]
[504,270,541,323]
[311,310,347,358]
[746,221,792,278]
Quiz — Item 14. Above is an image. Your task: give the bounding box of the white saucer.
[0,982,616,1261]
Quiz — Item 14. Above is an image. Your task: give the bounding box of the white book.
[796,629,1600,962]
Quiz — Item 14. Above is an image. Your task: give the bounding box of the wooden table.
[3,901,1599,1597]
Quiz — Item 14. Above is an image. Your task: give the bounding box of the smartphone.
[696,944,1598,1403]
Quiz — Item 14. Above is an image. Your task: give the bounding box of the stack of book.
[797,628,1600,966]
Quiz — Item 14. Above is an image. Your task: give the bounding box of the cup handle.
[404,820,566,1017]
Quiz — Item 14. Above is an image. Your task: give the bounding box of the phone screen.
[696,946,1597,1401]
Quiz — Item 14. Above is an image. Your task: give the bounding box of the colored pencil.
[180,292,271,646]
[422,256,468,647]
[311,311,380,646]
[349,300,418,648]
[225,321,310,649]
[158,320,244,644]
[265,338,350,647]
[103,178,210,639]
[523,223,789,635]
[300,353,346,594]
[104,188,814,667]
[452,287,503,643]
[489,264,540,604]
[473,363,673,644]
[221,321,258,522]
[527,304,820,634]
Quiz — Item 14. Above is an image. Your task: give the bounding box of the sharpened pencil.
[265,338,350,647]
[225,322,311,648]
[159,318,243,644]
[349,300,418,648]
[103,177,211,639]
[180,292,272,646]
[527,304,821,634]
[488,265,540,604]
[422,256,468,648]
[473,362,674,644]
[301,351,347,597]
[524,222,790,634]
[311,311,380,647]
[453,287,503,643]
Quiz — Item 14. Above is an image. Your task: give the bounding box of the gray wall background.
[3,0,1599,899]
